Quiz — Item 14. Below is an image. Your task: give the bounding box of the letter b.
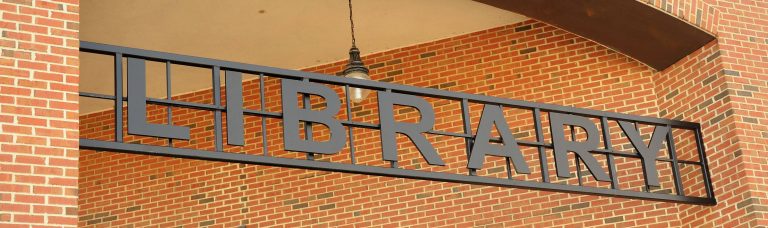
[281,79,345,154]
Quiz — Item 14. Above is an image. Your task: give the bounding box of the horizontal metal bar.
[678,160,701,165]
[80,41,700,129]
[243,109,281,118]
[427,129,468,138]
[148,98,219,110]
[79,92,220,110]
[80,139,715,205]
[341,120,378,129]
[79,91,115,100]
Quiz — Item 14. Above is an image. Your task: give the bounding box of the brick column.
[0,0,79,227]
[710,0,768,226]
[653,0,768,227]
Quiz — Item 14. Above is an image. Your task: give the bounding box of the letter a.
[467,105,530,173]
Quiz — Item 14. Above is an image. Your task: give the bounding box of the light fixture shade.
[343,46,370,103]
[344,70,371,103]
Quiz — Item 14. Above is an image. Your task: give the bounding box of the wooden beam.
[474,0,715,70]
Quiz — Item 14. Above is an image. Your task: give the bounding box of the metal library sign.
[79,42,716,205]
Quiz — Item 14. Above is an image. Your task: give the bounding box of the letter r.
[550,113,611,182]
[378,92,444,166]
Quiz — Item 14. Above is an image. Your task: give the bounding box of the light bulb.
[344,70,370,103]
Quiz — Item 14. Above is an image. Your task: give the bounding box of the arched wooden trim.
[475,0,716,70]
[637,0,720,35]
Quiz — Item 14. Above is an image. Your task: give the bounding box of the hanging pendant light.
[343,0,370,103]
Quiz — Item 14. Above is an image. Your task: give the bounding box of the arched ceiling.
[80,0,528,114]
[80,0,715,114]
[81,0,528,70]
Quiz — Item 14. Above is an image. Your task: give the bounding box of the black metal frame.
[79,41,716,205]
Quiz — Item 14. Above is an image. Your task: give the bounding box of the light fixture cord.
[348,0,356,47]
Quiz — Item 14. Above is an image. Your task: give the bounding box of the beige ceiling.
[80,0,527,114]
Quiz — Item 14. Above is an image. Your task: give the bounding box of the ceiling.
[80,0,528,114]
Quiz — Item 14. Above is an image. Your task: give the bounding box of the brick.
[515,25,532,32]
[198,198,214,204]
[33,186,62,195]
[519,47,536,54]
[743,85,759,92]
[0,86,32,96]
[714,90,728,101]
[18,117,47,126]
[101,216,117,222]
[665,89,679,99]
[20,24,48,34]
[571,202,590,210]
[34,1,62,10]
[604,216,624,223]
[419,52,436,58]
[35,17,65,27]
[705,51,720,62]
[319,204,335,210]
[14,214,43,223]
[0,183,30,193]
[292,203,308,209]
[2,12,32,23]
[126,206,141,212]
[48,177,76,187]
[736,91,752,97]
[17,42,47,52]
[35,35,63,45]
[65,207,77,216]
[190,193,206,200]
[15,194,44,204]
[1,202,30,212]
[200,220,215,226]
[33,166,62,175]
[48,196,76,205]
[416,193,432,199]
[0,154,11,163]
[722,69,740,76]
[49,216,78,225]
[283,199,299,205]
[17,60,47,70]
[50,11,77,21]
[551,205,570,213]
[742,117,758,124]
[32,205,62,214]
[2,164,32,173]
[369,62,384,69]
[15,155,45,165]
[386,59,402,65]
[3,125,33,134]
[317,192,333,199]
[386,70,403,76]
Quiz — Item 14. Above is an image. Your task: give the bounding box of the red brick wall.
[0,0,80,227]
[647,0,768,226]
[77,19,722,227]
[709,0,768,226]
[654,41,737,227]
